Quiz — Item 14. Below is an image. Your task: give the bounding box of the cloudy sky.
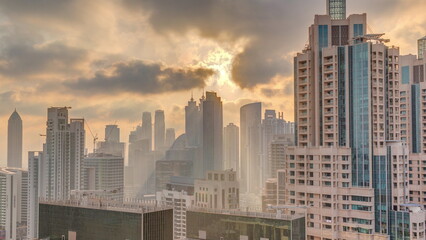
[0,0,425,167]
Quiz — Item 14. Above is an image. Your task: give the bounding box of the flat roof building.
[186,208,305,240]
[39,199,173,240]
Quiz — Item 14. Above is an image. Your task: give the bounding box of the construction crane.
[85,119,98,153]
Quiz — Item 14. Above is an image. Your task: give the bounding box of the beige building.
[194,170,239,210]
[261,178,277,212]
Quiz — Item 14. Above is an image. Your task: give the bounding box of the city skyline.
[0,0,425,167]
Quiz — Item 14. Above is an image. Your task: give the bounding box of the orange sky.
[0,0,425,167]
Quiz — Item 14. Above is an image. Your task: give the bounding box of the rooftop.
[188,207,304,221]
[40,198,171,214]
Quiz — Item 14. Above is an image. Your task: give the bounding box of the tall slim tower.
[154,110,166,151]
[202,92,223,172]
[224,123,239,172]
[240,103,261,194]
[185,96,202,147]
[142,112,153,151]
[44,107,85,200]
[7,110,23,168]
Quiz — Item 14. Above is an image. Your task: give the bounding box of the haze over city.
[0,0,425,167]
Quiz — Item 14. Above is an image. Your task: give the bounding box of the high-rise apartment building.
[223,123,239,172]
[194,170,239,210]
[202,92,223,172]
[7,110,23,168]
[240,102,262,194]
[27,151,43,240]
[399,51,426,210]
[418,36,426,60]
[281,1,425,239]
[0,168,28,240]
[43,107,85,200]
[154,110,166,151]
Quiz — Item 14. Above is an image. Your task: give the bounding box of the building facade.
[186,208,305,240]
[156,189,194,240]
[43,107,85,200]
[194,170,239,210]
[281,1,424,239]
[202,92,224,173]
[39,199,173,240]
[27,151,43,240]
[82,153,124,201]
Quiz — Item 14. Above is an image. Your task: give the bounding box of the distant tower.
[240,103,262,194]
[154,110,165,151]
[224,123,239,172]
[418,36,426,59]
[142,112,152,151]
[185,96,202,147]
[7,109,23,168]
[105,125,120,142]
[202,92,223,172]
[165,128,176,149]
[326,0,346,20]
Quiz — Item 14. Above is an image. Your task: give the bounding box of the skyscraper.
[82,153,124,201]
[105,124,120,142]
[280,1,425,239]
[240,102,261,194]
[142,112,152,151]
[399,47,426,209]
[7,109,23,168]
[260,110,293,181]
[165,128,176,149]
[43,107,85,200]
[154,110,166,151]
[97,125,125,157]
[223,123,239,172]
[185,96,202,147]
[419,36,426,60]
[27,151,43,240]
[202,91,223,172]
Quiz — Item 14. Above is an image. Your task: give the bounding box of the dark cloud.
[63,60,214,95]
[122,0,323,88]
[121,0,414,89]
[0,41,88,78]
